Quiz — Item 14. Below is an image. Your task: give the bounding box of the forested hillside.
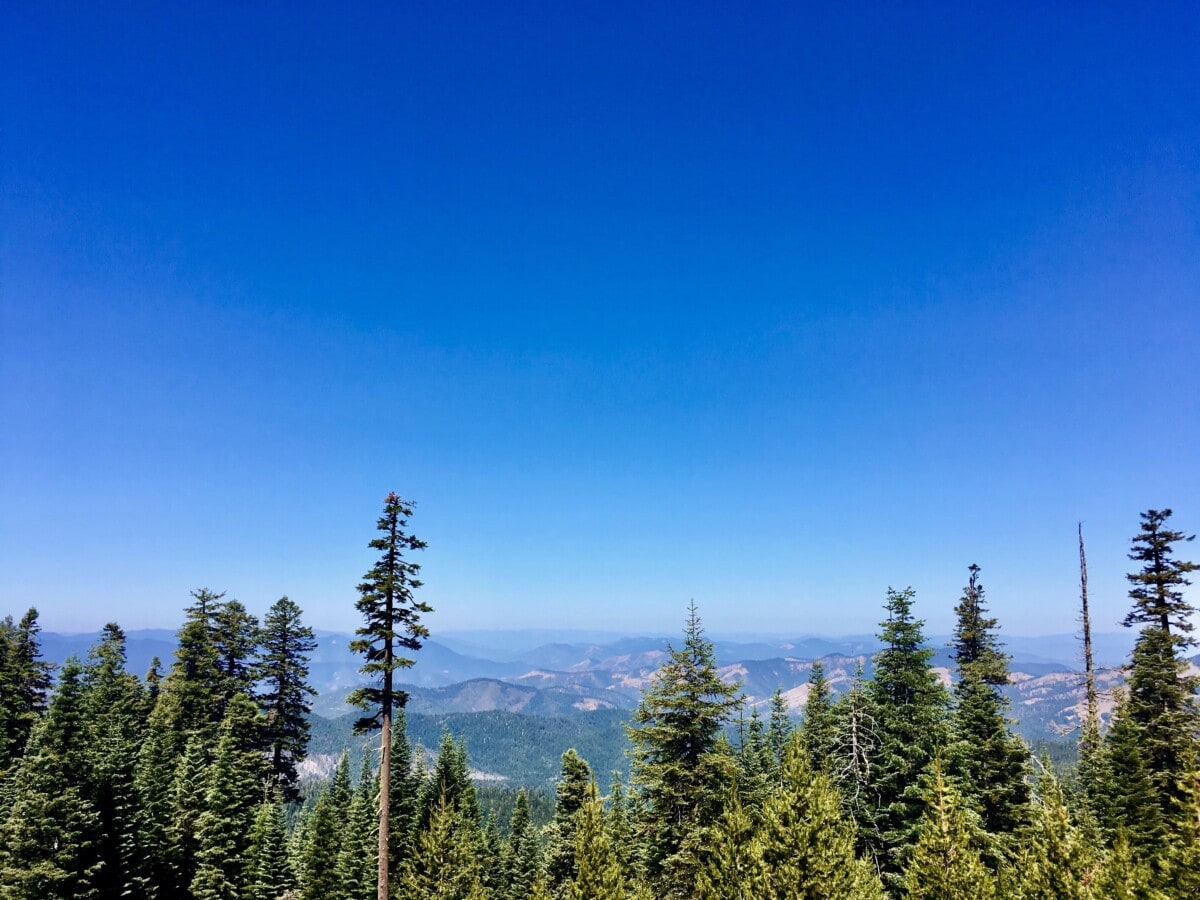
[1,508,1198,898]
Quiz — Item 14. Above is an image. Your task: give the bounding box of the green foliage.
[0,608,53,777]
[81,623,147,899]
[946,565,1031,855]
[191,692,269,899]
[1117,508,1200,841]
[756,734,885,899]
[798,660,836,773]
[255,595,317,802]
[866,588,950,884]
[401,791,488,899]
[902,761,996,900]
[0,659,104,899]
[626,603,742,894]
[545,748,593,892]
[246,795,296,900]
[568,781,626,900]
[337,754,378,900]
[347,491,430,734]
[1015,765,1100,900]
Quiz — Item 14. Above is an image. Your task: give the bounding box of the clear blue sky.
[2,2,1198,638]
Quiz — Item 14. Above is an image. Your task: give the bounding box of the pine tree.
[82,623,147,899]
[170,588,228,737]
[298,779,349,900]
[1015,765,1099,900]
[418,732,480,835]
[213,598,259,705]
[401,791,487,899]
[755,734,885,900]
[1122,509,1200,828]
[348,491,430,900]
[0,608,53,775]
[504,788,545,900]
[694,791,765,900]
[866,587,950,885]
[735,707,773,814]
[255,595,318,802]
[191,692,268,899]
[1093,690,1166,854]
[1092,832,1167,900]
[568,781,626,900]
[902,761,996,900]
[0,659,104,898]
[338,754,379,900]
[246,793,296,900]
[626,603,742,894]
[545,748,593,892]
[130,691,187,898]
[766,687,792,777]
[946,565,1030,855]
[799,660,836,773]
[388,711,422,881]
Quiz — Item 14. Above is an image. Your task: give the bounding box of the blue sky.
[2,2,1198,638]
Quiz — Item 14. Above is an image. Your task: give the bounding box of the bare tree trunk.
[378,712,391,900]
[1079,522,1099,740]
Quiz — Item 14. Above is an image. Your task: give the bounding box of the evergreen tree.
[799,660,836,773]
[169,588,228,737]
[130,691,187,898]
[766,687,792,778]
[0,659,104,898]
[866,587,950,886]
[213,598,259,704]
[1093,690,1166,854]
[1092,832,1167,900]
[82,623,147,900]
[946,565,1030,854]
[418,732,480,835]
[255,595,318,803]
[545,748,594,893]
[695,791,765,900]
[504,788,544,900]
[190,692,270,899]
[401,791,488,899]
[298,780,349,900]
[1122,509,1200,828]
[735,707,773,813]
[171,732,215,894]
[1015,765,1099,900]
[348,491,430,900]
[388,711,422,880]
[568,781,626,900]
[0,608,53,775]
[626,603,742,895]
[902,761,996,900]
[338,754,379,900]
[245,793,294,900]
[754,734,885,900]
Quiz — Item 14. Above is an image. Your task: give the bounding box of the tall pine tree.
[946,565,1030,856]
[348,491,430,900]
[1121,509,1199,832]
[626,603,742,896]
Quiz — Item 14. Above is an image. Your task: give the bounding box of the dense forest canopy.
[0,505,1197,898]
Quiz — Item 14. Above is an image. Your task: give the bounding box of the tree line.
[0,500,1197,898]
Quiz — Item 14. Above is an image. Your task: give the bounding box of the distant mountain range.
[36,625,1199,788]
[38,625,1172,731]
